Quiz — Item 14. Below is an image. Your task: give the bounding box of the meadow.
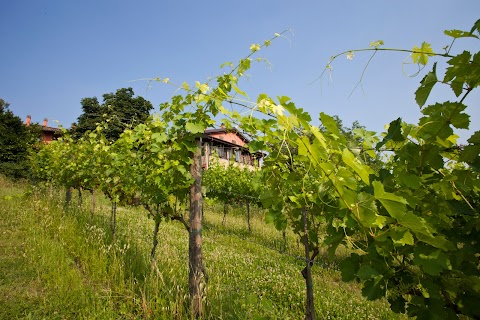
[0,176,406,319]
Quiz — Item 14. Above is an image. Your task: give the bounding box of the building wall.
[202,142,259,171]
[25,116,60,144]
[209,132,247,147]
[41,131,55,144]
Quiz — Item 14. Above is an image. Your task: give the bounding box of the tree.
[73,87,153,141]
[0,99,39,178]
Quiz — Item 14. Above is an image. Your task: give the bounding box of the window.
[217,146,225,158]
[235,150,241,162]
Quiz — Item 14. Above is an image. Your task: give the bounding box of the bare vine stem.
[310,47,454,86]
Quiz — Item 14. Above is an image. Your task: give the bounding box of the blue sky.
[1,1,479,142]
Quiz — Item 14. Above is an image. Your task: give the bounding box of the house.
[202,124,263,170]
[25,115,62,144]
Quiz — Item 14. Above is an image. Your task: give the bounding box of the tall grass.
[0,176,407,319]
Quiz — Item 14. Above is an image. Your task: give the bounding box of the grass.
[0,176,407,319]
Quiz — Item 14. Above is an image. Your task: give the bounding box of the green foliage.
[203,157,261,204]
[444,50,480,96]
[0,99,40,178]
[224,19,480,319]
[415,62,438,107]
[73,87,153,141]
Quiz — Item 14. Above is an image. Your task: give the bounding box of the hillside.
[0,176,405,319]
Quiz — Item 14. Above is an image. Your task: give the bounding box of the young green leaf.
[445,29,479,39]
[249,44,261,52]
[369,40,384,48]
[412,42,434,65]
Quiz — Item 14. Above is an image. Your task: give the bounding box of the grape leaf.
[336,167,358,190]
[444,29,479,39]
[342,148,372,184]
[260,189,277,208]
[419,102,469,140]
[398,172,422,189]
[265,210,276,224]
[356,192,377,227]
[248,140,266,152]
[389,296,407,314]
[412,42,434,65]
[416,233,455,251]
[185,122,205,134]
[297,135,327,163]
[232,84,248,97]
[320,112,346,144]
[470,18,480,36]
[397,212,431,235]
[376,118,404,150]
[249,43,260,52]
[444,51,472,97]
[282,99,312,127]
[423,145,444,169]
[468,130,480,144]
[372,181,408,219]
[339,254,360,281]
[413,246,452,276]
[420,279,443,300]
[362,278,385,300]
[357,265,380,280]
[151,132,167,143]
[415,63,437,107]
[370,40,384,48]
[390,227,414,246]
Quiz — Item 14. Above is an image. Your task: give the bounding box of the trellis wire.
[204,188,259,201]
[201,195,340,270]
[202,222,339,270]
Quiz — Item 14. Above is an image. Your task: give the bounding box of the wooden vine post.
[246,200,251,232]
[90,189,95,223]
[64,186,72,209]
[189,138,205,318]
[77,187,83,208]
[222,203,227,226]
[111,200,117,239]
[151,212,161,261]
[302,207,316,320]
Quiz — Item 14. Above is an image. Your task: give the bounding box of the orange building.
[25,115,62,144]
[202,124,263,170]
